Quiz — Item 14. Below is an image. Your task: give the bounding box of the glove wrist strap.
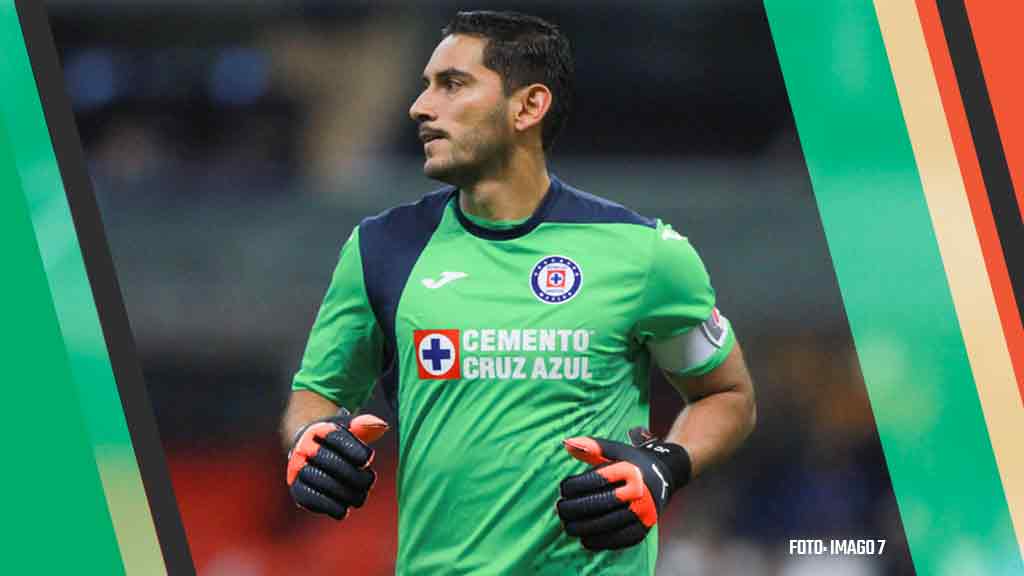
[649,442,693,494]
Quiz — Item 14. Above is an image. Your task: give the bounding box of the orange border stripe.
[963,0,1024,223]
[916,0,1024,405]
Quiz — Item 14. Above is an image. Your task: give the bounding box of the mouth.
[419,128,447,145]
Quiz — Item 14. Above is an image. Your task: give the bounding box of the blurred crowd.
[49,1,913,574]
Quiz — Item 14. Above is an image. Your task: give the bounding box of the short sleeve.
[292,227,383,410]
[635,221,735,376]
[634,221,716,340]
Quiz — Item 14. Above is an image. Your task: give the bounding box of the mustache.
[418,126,448,142]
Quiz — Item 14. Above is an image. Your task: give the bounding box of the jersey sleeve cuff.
[291,378,351,409]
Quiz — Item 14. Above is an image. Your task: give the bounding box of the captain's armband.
[649,308,731,376]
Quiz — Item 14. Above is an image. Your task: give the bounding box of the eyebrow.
[422,67,475,84]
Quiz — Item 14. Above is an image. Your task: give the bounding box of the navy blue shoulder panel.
[359,186,454,416]
[546,177,657,228]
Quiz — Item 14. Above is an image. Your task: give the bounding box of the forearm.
[280,389,340,452]
[664,387,756,480]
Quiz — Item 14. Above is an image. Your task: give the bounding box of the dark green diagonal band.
[0,4,167,573]
[763,1,1021,573]
[0,7,124,573]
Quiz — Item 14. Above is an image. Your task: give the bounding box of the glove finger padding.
[290,478,349,520]
[320,428,374,469]
[559,467,615,499]
[563,506,636,537]
[556,480,626,521]
[557,461,654,521]
[307,445,376,491]
[582,522,649,551]
[298,464,372,508]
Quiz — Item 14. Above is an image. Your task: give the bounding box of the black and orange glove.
[556,428,692,551]
[286,408,389,520]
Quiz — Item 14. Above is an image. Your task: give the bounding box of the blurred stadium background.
[48,1,915,574]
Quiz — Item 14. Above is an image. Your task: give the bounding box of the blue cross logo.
[421,337,452,371]
[551,272,563,284]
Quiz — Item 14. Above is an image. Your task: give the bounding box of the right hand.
[286,408,389,520]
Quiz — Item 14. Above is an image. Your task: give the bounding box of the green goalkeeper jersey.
[293,176,735,575]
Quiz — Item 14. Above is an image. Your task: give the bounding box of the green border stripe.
[0,4,124,573]
[0,5,165,573]
[764,1,1021,573]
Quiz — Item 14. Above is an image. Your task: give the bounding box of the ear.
[511,84,553,134]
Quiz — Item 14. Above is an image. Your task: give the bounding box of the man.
[282,10,755,575]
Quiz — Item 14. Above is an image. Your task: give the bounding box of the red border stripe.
[915,0,1024,404]
[964,1,1024,224]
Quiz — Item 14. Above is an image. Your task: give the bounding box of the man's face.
[410,34,514,184]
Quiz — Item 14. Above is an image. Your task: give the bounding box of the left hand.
[556,428,692,551]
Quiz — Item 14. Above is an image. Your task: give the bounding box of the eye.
[443,79,462,91]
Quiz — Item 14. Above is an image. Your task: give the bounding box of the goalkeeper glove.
[286,408,388,520]
[556,428,692,550]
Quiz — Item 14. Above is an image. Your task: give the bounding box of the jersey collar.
[451,175,564,241]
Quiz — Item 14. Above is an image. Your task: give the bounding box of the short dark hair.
[442,10,574,151]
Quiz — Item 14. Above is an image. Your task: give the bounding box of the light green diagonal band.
[763,1,1022,574]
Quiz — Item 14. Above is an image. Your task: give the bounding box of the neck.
[458,148,550,221]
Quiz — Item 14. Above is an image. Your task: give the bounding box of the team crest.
[530,256,582,304]
[414,329,461,379]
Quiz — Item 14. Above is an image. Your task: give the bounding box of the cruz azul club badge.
[530,255,583,304]
[414,329,461,379]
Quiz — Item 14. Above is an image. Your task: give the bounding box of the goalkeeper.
[282,10,756,575]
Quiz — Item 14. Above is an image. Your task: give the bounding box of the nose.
[409,90,436,124]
